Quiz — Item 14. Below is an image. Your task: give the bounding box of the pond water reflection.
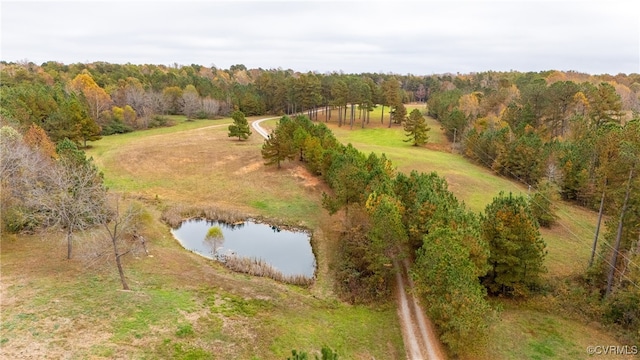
[171,219,315,278]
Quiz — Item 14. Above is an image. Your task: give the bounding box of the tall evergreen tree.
[227,110,252,140]
[390,102,407,126]
[381,77,400,125]
[481,192,547,296]
[321,144,367,217]
[403,109,430,146]
[261,117,295,168]
[492,126,545,185]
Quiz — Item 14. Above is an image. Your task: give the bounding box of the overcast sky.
[1,0,639,75]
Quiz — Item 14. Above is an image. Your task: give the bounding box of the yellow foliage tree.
[458,92,481,119]
[70,72,112,124]
[545,70,567,84]
[123,105,137,127]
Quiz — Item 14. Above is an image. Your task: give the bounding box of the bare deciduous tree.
[2,132,109,259]
[100,196,148,290]
[123,79,148,118]
[1,126,53,231]
[182,85,201,120]
[43,160,107,259]
[201,97,220,118]
[27,139,108,259]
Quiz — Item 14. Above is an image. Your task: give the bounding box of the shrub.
[102,120,132,135]
[148,115,174,128]
[2,206,39,233]
[604,288,640,331]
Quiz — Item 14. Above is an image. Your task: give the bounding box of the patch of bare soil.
[425,142,452,153]
[289,164,321,188]
[234,161,263,175]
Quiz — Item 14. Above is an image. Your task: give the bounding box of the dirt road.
[251,117,446,360]
[251,116,279,138]
[395,259,446,360]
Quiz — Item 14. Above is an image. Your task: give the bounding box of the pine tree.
[414,228,492,355]
[481,191,547,296]
[403,109,430,146]
[227,110,252,140]
[528,180,559,228]
[390,102,407,125]
[261,120,295,169]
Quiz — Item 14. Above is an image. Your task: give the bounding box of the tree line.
[426,71,640,341]
[3,61,639,147]
[262,115,547,355]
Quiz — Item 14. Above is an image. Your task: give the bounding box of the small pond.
[170,219,315,278]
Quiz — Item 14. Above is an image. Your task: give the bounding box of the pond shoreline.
[170,217,317,286]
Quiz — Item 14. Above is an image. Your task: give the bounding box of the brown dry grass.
[88,118,337,291]
[89,120,328,226]
[2,117,404,359]
[1,203,403,359]
[223,256,314,286]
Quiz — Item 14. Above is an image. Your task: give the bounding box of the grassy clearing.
[87,116,230,155]
[323,114,512,212]
[1,220,404,359]
[263,302,403,359]
[2,114,404,359]
[87,115,323,227]
[257,109,616,358]
[476,302,630,360]
[324,117,599,277]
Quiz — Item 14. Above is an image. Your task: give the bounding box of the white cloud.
[1,0,638,74]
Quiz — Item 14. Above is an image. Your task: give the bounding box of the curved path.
[251,116,446,359]
[251,116,279,138]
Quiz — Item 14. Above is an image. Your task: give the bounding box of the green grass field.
[319,108,626,360]
[1,110,628,360]
[320,111,598,278]
[1,229,404,359]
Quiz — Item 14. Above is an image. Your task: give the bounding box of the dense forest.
[2,60,639,352]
